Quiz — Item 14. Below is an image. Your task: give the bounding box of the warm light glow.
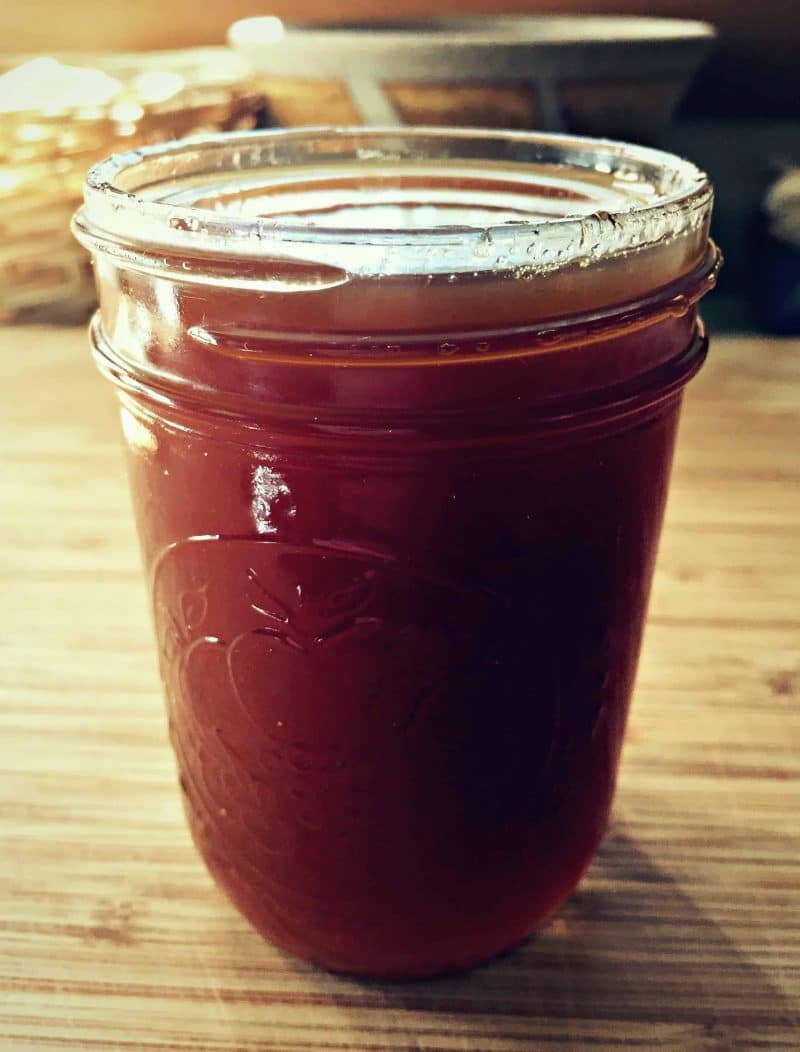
[231,16,285,46]
[133,71,186,105]
[0,169,21,193]
[110,101,145,124]
[0,58,121,114]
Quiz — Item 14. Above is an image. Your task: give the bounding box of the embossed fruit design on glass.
[74,128,717,978]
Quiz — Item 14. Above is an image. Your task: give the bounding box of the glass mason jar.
[74,128,718,979]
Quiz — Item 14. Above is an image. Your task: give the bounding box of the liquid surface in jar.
[103,157,714,977]
[180,161,661,223]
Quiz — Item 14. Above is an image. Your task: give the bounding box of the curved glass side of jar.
[76,128,717,978]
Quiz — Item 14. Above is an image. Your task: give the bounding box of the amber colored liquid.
[97,170,715,978]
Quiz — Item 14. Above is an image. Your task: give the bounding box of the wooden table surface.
[1,325,798,1051]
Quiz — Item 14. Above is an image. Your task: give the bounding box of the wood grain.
[1,326,798,1051]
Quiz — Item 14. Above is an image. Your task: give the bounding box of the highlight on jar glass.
[73,127,719,980]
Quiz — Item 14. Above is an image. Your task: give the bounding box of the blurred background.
[2,0,799,331]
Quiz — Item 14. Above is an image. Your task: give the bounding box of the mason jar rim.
[73,126,712,279]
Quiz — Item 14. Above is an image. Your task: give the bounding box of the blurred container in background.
[0,48,263,323]
[754,166,800,335]
[228,16,715,140]
[6,1,795,123]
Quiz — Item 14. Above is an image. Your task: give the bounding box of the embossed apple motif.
[153,537,449,783]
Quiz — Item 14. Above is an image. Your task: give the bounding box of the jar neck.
[91,244,717,447]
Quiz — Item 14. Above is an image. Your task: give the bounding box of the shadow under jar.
[73,128,717,979]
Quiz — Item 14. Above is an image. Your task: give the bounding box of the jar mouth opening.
[74,126,712,279]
